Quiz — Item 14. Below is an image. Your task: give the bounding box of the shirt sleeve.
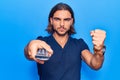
[78,38,90,51]
[36,36,43,40]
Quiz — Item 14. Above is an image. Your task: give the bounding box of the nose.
[60,20,64,26]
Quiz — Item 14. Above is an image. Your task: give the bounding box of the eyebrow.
[53,17,60,20]
[53,17,72,21]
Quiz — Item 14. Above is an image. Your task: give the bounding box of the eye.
[64,18,72,21]
[53,17,60,21]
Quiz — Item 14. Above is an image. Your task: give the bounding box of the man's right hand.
[24,40,53,64]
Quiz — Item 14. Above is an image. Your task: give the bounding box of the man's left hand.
[90,29,106,50]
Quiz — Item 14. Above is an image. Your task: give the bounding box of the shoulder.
[70,37,85,44]
[70,37,89,50]
[36,35,51,41]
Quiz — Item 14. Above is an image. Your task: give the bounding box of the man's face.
[50,10,73,36]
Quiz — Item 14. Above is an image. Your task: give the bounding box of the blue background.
[0,0,120,80]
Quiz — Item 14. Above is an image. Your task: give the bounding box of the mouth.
[58,27,66,32]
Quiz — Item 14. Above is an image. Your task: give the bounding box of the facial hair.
[53,26,70,36]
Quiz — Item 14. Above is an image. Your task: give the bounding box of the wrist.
[94,45,106,56]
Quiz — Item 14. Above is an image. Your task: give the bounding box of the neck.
[53,33,69,48]
[53,32,69,39]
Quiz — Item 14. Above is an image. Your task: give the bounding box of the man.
[24,2,106,80]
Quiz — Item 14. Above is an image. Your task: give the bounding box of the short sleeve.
[36,36,43,40]
[78,38,89,51]
[36,36,50,42]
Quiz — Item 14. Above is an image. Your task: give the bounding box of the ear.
[50,17,53,25]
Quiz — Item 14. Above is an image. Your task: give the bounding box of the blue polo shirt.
[37,35,89,80]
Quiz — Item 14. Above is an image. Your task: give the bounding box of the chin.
[57,31,68,36]
[54,29,69,36]
[58,32,68,36]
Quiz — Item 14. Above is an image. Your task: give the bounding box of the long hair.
[46,2,76,35]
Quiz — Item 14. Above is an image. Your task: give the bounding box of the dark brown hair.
[46,2,76,35]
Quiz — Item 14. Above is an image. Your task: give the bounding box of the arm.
[81,29,106,70]
[24,40,53,64]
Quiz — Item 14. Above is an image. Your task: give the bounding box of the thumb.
[38,41,53,55]
[90,30,95,37]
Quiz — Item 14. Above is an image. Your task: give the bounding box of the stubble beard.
[54,27,69,36]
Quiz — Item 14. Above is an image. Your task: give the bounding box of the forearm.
[90,53,104,70]
[90,46,105,70]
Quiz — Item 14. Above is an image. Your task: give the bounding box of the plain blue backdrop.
[0,0,120,80]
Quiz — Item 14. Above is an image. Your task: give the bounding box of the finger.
[92,36,104,41]
[92,40,101,46]
[26,47,38,60]
[92,40,104,46]
[95,29,106,35]
[94,33,106,42]
[34,58,45,64]
[92,36,100,41]
[39,41,53,54]
[94,29,101,32]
